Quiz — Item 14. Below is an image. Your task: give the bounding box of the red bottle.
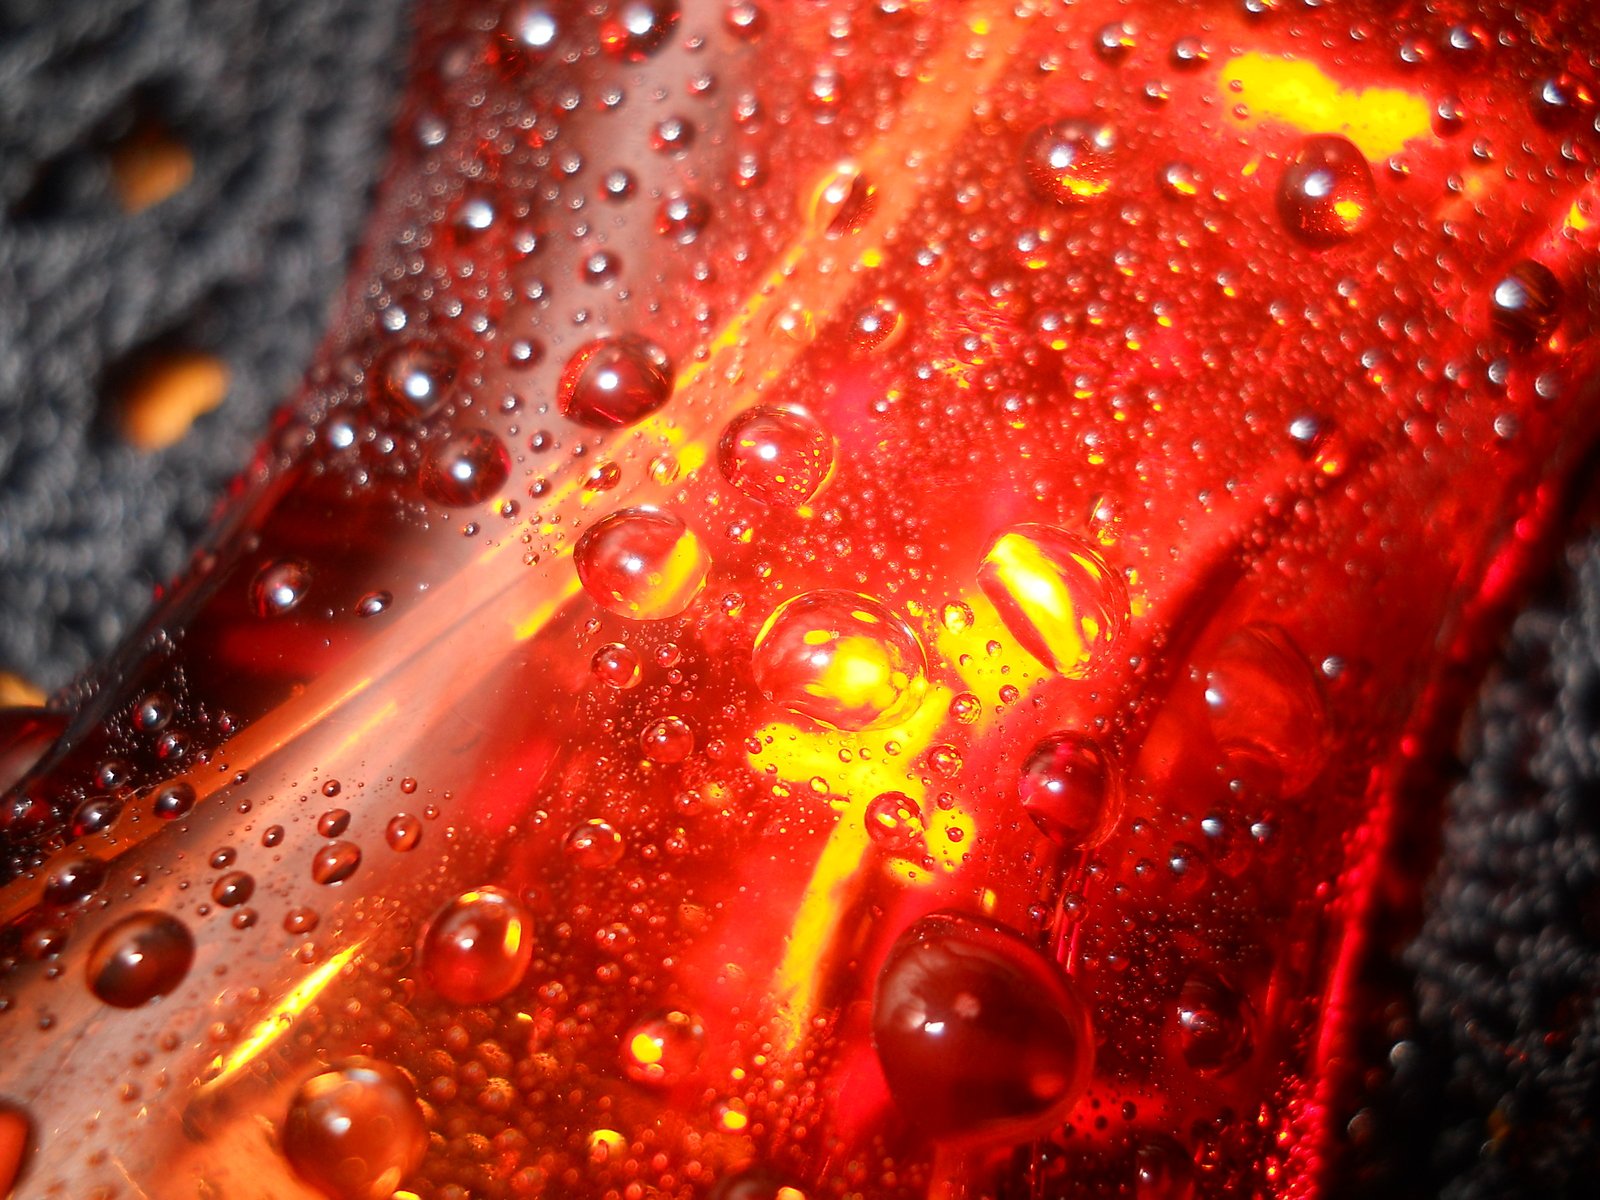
[1,1,1598,1197]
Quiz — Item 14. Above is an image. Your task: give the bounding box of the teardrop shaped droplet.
[872,911,1094,1145]
[752,590,927,731]
[978,525,1128,677]
[574,507,710,620]
[559,335,675,428]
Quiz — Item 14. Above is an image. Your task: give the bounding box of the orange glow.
[1220,53,1432,159]
[202,943,361,1090]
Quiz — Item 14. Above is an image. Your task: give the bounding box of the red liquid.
[2,1,1598,1196]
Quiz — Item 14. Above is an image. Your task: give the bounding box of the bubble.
[133,691,173,732]
[212,871,254,907]
[311,841,362,886]
[1173,972,1254,1076]
[1017,731,1122,849]
[377,341,460,416]
[87,911,195,1007]
[621,1009,705,1085]
[282,1058,427,1200]
[43,857,107,905]
[1201,623,1327,793]
[657,192,710,243]
[752,590,928,731]
[591,642,642,688]
[421,887,534,1004]
[250,558,312,617]
[872,911,1094,1144]
[864,791,924,855]
[565,818,625,868]
[1489,260,1564,346]
[978,525,1128,676]
[420,429,510,506]
[599,0,680,61]
[559,335,675,428]
[574,507,710,620]
[152,781,197,820]
[641,715,694,763]
[71,795,122,837]
[717,406,835,508]
[1276,135,1376,246]
[385,814,422,852]
[1022,118,1117,203]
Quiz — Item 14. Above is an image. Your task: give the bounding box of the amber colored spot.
[117,351,229,451]
[110,123,194,213]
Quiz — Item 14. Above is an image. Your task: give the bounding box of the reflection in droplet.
[752,590,927,731]
[250,558,312,618]
[1019,731,1122,849]
[979,525,1127,676]
[420,429,510,506]
[1276,135,1376,245]
[87,911,195,1007]
[282,1058,427,1200]
[718,406,835,507]
[559,335,675,428]
[1202,623,1328,793]
[622,1009,705,1086]
[421,887,534,1004]
[1174,972,1254,1076]
[575,508,710,620]
[1023,118,1117,203]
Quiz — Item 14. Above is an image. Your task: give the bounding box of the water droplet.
[710,1168,808,1200]
[1022,118,1117,203]
[377,341,460,416]
[1276,135,1375,245]
[1173,972,1254,1076]
[599,0,680,61]
[1489,260,1563,346]
[1202,623,1327,793]
[978,525,1128,677]
[385,814,421,852]
[657,192,710,243]
[641,716,694,763]
[724,2,766,40]
[87,911,194,1007]
[948,692,981,724]
[718,406,835,507]
[575,507,710,620]
[212,871,254,907]
[250,558,312,617]
[318,808,351,837]
[1018,731,1122,849]
[71,795,122,837]
[864,791,924,855]
[622,1009,705,1085]
[559,335,675,428]
[311,841,362,886]
[153,781,196,820]
[420,429,510,506]
[282,1058,427,1200]
[752,590,928,731]
[591,642,642,688]
[133,691,173,732]
[810,163,877,236]
[356,590,392,618]
[502,2,561,60]
[565,818,625,868]
[421,888,534,1004]
[1133,1137,1196,1200]
[873,912,1094,1144]
[43,857,107,905]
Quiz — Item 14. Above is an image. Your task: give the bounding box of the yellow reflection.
[981,532,1096,675]
[1220,53,1431,158]
[203,943,360,1090]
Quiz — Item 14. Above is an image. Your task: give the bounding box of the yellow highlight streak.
[1220,53,1432,159]
[202,943,361,1091]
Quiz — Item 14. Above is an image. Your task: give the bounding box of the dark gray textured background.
[0,2,1595,1194]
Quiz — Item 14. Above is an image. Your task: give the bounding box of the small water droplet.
[356,590,392,618]
[640,716,694,763]
[575,507,710,620]
[1489,260,1563,346]
[212,871,254,907]
[250,558,312,617]
[153,781,196,820]
[311,841,362,885]
[864,791,924,855]
[87,911,194,1007]
[1174,972,1254,1076]
[718,406,835,507]
[421,888,534,1003]
[377,341,460,416]
[385,814,422,852]
[43,857,107,906]
[421,429,510,506]
[657,192,711,243]
[1022,118,1117,203]
[599,0,680,61]
[1202,623,1327,793]
[1018,731,1122,849]
[591,642,642,688]
[622,1009,705,1085]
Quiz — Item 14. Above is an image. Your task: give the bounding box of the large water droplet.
[1489,260,1564,345]
[420,429,510,506]
[377,341,460,416]
[0,1105,27,1196]
[421,887,534,1004]
[1201,623,1328,793]
[574,507,710,620]
[250,558,312,618]
[718,406,835,508]
[1173,972,1254,1076]
[621,1009,705,1086]
[87,911,194,1007]
[559,335,675,428]
[864,791,925,855]
[282,1058,427,1200]
[1276,135,1376,245]
[978,525,1128,676]
[873,912,1094,1144]
[1018,731,1123,849]
[752,590,928,731]
[599,0,680,61]
[1022,118,1117,203]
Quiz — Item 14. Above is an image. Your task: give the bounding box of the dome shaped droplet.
[599,0,680,61]
[864,791,925,855]
[559,335,674,428]
[717,406,835,507]
[574,507,710,620]
[640,715,694,763]
[752,590,928,731]
[565,819,625,869]
[377,340,460,416]
[311,841,362,885]
[1022,118,1117,203]
[87,911,194,1007]
[978,525,1128,677]
[872,912,1094,1145]
[420,429,510,506]
[250,558,312,618]
[1018,731,1122,849]
[1173,972,1254,1076]
[1201,623,1328,793]
[1489,260,1563,346]
[1276,135,1376,245]
[621,1009,705,1086]
[591,642,642,688]
[421,887,534,1004]
[282,1058,427,1200]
